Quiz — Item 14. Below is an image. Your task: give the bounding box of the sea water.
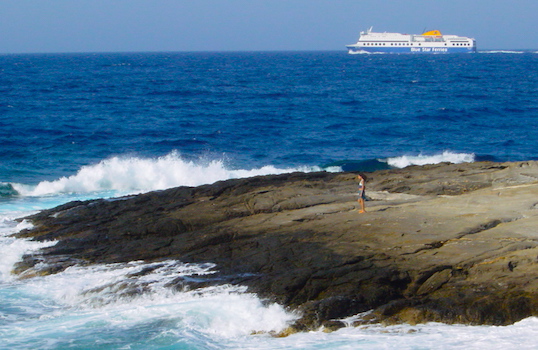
[1,51,538,349]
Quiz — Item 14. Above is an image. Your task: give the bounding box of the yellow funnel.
[422,30,442,36]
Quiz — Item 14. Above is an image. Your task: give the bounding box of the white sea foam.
[348,50,387,55]
[12,151,321,197]
[0,216,56,282]
[479,50,525,54]
[386,151,475,168]
[241,318,538,350]
[8,151,479,199]
[13,259,297,341]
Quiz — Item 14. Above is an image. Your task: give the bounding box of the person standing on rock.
[357,174,366,213]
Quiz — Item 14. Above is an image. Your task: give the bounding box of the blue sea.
[1,50,538,349]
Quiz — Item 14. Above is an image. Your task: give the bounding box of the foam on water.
[0,217,56,283]
[8,151,478,200]
[480,50,526,54]
[11,151,321,198]
[2,259,298,349]
[244,318,538,350]
[386,151,475,168]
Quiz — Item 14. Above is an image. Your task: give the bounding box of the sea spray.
[12,152,322,197]
[0,217,55,283]
[4,259,298,349]
[387,151,475,168]
[8,151,478,199]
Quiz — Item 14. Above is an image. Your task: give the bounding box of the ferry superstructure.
[346,27,476,54]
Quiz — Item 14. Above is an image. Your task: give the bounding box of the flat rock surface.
[15,161,538,332]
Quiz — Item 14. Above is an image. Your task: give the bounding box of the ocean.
[1,50,538,349]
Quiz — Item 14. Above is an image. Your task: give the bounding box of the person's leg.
[358,198,365,213]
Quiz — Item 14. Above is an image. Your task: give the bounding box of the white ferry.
[347,27,476,54]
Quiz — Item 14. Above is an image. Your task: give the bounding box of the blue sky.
[0,0,536,53]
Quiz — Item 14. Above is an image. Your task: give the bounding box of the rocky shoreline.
[14,161,538,333]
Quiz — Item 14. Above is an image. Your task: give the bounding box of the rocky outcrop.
[14,161,538,332]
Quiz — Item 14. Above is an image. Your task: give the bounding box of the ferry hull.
[347,46,476,54]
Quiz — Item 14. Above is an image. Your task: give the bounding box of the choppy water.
[1,50,538,349]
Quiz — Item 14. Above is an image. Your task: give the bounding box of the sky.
[0,0,536,53]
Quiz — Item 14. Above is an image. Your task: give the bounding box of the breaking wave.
[386,151,475,168]
[324,151,477,172]
[10,152,322,197]
[6,151,480,198]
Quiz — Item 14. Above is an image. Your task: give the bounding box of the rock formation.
[14,161,538,333]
